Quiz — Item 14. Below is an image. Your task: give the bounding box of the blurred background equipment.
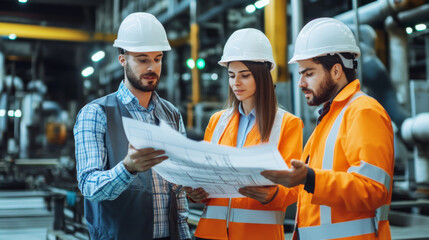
[0,0,429,239]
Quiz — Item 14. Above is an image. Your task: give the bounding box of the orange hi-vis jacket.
[295,80,394,240]
[194,108,303,240]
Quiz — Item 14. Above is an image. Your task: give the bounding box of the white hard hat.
[289,18,360,64]
[113,12,171,52]
[218,28,276,71]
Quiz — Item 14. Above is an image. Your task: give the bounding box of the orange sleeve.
[311,104,394,211]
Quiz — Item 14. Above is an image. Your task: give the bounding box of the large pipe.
[401,113,429,183]
[401,113,429,145]
[385,16,409,105]
[335,0,413,25]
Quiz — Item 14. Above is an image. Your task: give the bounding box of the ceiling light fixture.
[415,23,427,31]
[81,66,94,77]
[8,34,17,40]
[91,50,105,62]
[255,0,269,9]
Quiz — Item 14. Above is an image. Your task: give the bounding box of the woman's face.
[228,61,256,105]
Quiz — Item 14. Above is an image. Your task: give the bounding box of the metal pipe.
[352,0,363,85]
[401,113,429,144]
[290,0,303,118]
[385,16,409,105]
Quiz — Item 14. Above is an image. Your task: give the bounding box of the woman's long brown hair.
[226,61,277,142]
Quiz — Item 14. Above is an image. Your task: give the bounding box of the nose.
[298,76,306,88]
[147,63,154,71]
[231,76,241,86]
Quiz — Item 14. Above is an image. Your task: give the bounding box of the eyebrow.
[299,68,314,75]
[134,53,163,58]
[228,70,251,74]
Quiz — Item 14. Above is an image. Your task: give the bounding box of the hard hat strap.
[328,53,356,70]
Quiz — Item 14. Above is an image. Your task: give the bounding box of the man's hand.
[261,160,308,188]
[123,145,168,173]
[184,187,209,203]
[238,185,278,204]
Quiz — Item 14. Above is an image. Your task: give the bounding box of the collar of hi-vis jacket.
[331,79,361,105]
[212,108,286,147]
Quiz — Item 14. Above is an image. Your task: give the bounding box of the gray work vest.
[84,92,182,240]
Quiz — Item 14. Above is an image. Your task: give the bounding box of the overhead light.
[8,34,17,40]
[14,109,22,118]
[406,27,413,34]
[91,50,105,62]
[18,0,28,3]
[245,4,256,13]
[8,110,14,117]
[186,58,195,69]
[211,73,218,81]
[81,66,94,77]
[415,24,427,31]
[255,0,269,9]
[0,109,5,117]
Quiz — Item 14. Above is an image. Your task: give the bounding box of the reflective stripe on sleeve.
[298,217,375,240]
[347,160,391,190]
[201,206,285,225]
[376,204,390,221]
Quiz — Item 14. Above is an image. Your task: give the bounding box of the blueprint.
[122,117,289,198]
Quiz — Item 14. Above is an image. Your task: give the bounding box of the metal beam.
[2,0,104,6]
[197,0,251,23]
[158,0,191,23]
[264,0,287,83]
[0,22,116,42]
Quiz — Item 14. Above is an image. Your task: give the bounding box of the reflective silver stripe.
[348,160,391,190]
[211,108,285,145]
[298,218,375,240]
[320,91,365,224]
[268,108,286,144]
[230,208,285,224]
[211,108,233,144]
[201,205,227,220]
[320,205,331,225]
[322,91,365,170]
[376,204,390,222]
[201,206,285,225]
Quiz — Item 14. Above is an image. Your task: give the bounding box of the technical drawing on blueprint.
[122,117,289,198]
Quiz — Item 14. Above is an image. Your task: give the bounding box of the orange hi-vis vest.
[195,108,303,240]
[295,80,394,240]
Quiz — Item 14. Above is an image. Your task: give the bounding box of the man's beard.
[126,64,160,92]
[303,73,338,106]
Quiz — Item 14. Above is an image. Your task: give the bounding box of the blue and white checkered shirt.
[74,81,191,239]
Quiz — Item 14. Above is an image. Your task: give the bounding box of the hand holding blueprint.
[122,117,289,198]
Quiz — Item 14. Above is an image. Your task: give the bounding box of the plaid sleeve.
[176,188,191,239]
[74,103,135,201]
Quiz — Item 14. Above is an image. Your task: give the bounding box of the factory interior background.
[1,0,429,239]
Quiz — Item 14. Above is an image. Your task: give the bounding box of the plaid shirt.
[74,81,190,239]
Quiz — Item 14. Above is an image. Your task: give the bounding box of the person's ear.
[330,63,342,81]
[118,54,126,67]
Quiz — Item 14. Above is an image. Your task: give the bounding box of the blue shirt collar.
[238,103,255,118]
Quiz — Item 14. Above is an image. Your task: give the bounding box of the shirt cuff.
[115,162,137,182]
[304,167,315,193]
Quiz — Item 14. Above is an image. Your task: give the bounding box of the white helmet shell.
[218,28,276,71]
[113,12,171,52]
[289,18,360,64]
